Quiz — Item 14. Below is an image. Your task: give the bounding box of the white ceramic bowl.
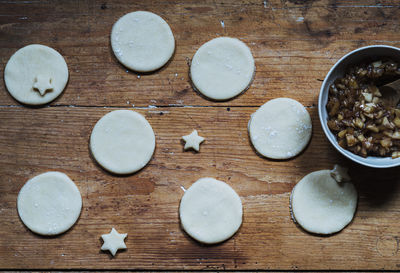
[318,45,400,168]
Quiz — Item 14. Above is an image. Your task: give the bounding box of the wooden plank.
[1,0,400,270]
[0,106,399,270]
[0,0,400,107]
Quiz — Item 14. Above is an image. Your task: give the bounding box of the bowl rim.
[318,45,400,168]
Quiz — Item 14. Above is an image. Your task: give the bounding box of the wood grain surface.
[0,0,399,270]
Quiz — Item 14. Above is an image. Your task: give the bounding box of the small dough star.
[330,164,351,183]
[33,75,53,96]
[182,129,205,152]
[101,228,127,256]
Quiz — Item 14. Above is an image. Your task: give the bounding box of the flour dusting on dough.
[111,11,175,72]
[249,98,312,159]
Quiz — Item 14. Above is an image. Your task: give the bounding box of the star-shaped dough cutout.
[101,228,127,256]
[33,75,53,96]
[330,164,351,183]
[182,129,205,152]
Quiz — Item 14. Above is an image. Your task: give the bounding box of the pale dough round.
[111,11,175,72]
[90,110,155,174]
[4,44,69,105]
[248,98,312,159]
[179,177,243,244]
[17,172,82,236]
[190,37,255,100]
[290,170,358,235]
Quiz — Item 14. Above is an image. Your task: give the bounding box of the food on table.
[326,59,400,158]
[329,164,351,182]
[4,44,68,105]
[179,178,242,244]
[190,37,255,100]
[290,165,357,235]
[17,172,82,235]
[111,11,175,72]
[182,129,205,152]
[90,110,156,175]
[101,228,127,256]
[248,98,312,159]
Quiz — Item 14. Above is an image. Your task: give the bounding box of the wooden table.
[1,0,399,271]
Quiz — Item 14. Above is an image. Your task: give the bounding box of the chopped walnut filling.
[326,59,400,158]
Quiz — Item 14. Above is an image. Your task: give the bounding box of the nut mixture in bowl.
[326,59,400,158]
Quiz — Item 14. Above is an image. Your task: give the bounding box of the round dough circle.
[90,110,156,174]
[190,37,255,100]
[179,177,243,244]
[17,172,82,236]
[111,11,175,72]
[4,44,69,105]
[290,170,358,235]
[248,98,312,159]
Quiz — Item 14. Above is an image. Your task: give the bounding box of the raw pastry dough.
[182,130,205,152]
[4,44,69,105]
[17,172,82,236]
[101,228,127,256]
[190,37,255,100]
[111,11,175,72]
[90,110,155,174]
[330,164,351,182]
[179,177,242,244]
[248,98,312,159]
[290,168,357,235]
